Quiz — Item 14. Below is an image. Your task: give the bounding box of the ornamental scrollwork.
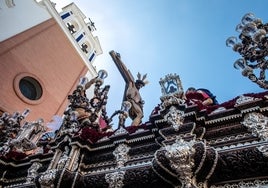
[257,145,268,158]
[164,106,184,131]
[241,112,268,141]
[105,171,125,188]
[0,110,45,158]
[164,138,196,187]
[71,149,80,171]
[57,146,70,169]
[235,95,255,105]
[38,169,57,188]
[161,95,186,109]
[26,162,42,183]
[11,118,46,151]
[113,126,128,136]
[159,74,185,108]
[159,74,184,97]
[113,143,130,168]
[210,179,268,188]
[60,70,110,136]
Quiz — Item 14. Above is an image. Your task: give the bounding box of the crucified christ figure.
[109,50,148,126]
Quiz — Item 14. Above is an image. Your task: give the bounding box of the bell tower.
[59,2,102,64]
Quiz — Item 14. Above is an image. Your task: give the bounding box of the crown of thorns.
[135,72,149,86]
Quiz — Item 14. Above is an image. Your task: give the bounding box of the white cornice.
[41,0,98,78]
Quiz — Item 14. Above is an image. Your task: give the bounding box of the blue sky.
[54,0,267,127]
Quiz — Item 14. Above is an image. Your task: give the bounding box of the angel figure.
[110,51,148,126]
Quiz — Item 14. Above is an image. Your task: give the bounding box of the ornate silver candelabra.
[226,13,268,89]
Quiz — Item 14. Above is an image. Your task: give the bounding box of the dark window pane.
[19,77,42,100]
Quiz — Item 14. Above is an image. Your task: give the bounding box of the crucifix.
[109,50,148,126]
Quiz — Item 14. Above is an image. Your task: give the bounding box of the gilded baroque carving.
[164,138,196,187]
[105,171,126,188]
[235,95,255,105]
[61,71,110,135]
[159,74,183,96]
[0,110,46,157]
[26,162,42,183]
[164,106,184,131]
[113,126,128,136]
[39,169,57,188]
[241,112,268,141]
[215,148,267,182]
[257,145,268,157]
[57,146,70,169]
[11,118,46,151]
[60,116,79,135]
[161,95,186,109]
[159,74,185,108]
[210,179,268,188]
[71,149,80,171]
[113,144,130,168]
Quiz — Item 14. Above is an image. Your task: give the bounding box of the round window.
[19,76,43,100]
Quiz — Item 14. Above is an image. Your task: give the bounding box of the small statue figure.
[110,51,148,126]
[57,146,69,169]
[72,76,97,125]
[62,70,111,139]
[65,76,98,131]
